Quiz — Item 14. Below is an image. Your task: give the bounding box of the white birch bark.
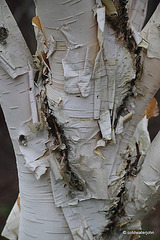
[0,1,72,240]
[1,0,160,240]
[128,0,149,31]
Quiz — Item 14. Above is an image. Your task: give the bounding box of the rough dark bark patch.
[0,26,8,45]
[105,0,143,128]
[42,96,85,193]
[101,142,142,239]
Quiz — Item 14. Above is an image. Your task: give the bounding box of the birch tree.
[1,0,160,239]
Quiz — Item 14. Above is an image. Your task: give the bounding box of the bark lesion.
[101,141,144,239]
[104,0,143,131]
[0,25,9,45]
[41,95,86,193]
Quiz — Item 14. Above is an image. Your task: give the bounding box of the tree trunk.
[1,0,160,240]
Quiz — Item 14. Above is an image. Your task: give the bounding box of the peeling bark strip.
[42,96,85,192]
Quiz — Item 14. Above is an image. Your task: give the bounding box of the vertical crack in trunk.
[102,142,142,239]
[42,96,86,192]
[105,0,143,129]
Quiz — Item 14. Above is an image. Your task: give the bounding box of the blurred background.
[0,0,160,239]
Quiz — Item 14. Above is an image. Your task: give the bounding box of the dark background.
[0,0,160,239]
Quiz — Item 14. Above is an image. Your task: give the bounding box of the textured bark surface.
[1,0,160,240]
